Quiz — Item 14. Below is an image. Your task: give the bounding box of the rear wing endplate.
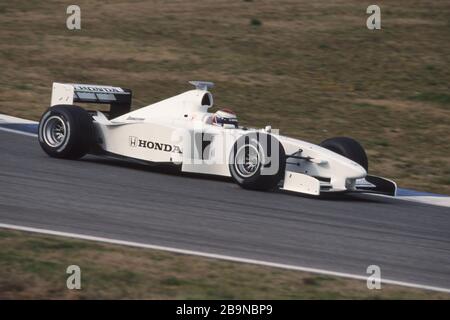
[50,82,132,119]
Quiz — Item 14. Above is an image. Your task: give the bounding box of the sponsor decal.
[129,136,182,153]
[74,84,124,93]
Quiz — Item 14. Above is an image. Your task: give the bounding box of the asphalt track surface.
[0,130,449,290]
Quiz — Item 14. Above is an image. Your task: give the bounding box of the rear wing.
[50,82,132,119]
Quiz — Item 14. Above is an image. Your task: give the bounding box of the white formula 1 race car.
[38,81,396,196]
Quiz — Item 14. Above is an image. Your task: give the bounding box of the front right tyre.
[320,136,368,171]
[38,105,94,159]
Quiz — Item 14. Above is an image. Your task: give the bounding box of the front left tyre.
[38,105,94,159]
[229,133,286,191]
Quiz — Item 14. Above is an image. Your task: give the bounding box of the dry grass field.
[1,229,448,299]
[0,0,449,193]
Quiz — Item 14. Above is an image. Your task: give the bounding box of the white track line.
[0,114,37,124]
[396,196,450,208]
[369,192,450,208]
[0,126,37,137]
[0,114,38,137]
[0,223,449,294]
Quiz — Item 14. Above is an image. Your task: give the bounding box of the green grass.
[0,228,448,299]
[409,92,450,106]
[250,18,262,26]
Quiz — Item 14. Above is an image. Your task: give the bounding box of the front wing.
[281,171,397,196]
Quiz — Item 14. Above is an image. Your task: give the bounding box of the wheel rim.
[43,116,67,147]
[234,144,261,178]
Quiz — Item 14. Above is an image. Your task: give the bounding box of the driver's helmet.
[212,108,238,128]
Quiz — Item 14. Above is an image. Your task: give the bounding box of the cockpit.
[210,108,239,128]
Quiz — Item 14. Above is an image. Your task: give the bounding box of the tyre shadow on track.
[275,188,396,204]
[81,155,395,205]
[82,155,232,182]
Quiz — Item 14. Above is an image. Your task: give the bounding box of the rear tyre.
[320,136,368,171]
[38,105,94,159]
[229,133,286,191]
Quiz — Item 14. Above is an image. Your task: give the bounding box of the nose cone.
[346,161,367,179]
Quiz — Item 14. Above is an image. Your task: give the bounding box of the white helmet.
[212,109,238,128]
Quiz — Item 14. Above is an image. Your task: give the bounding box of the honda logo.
[129,136,138,147]
[128,136,181,153]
